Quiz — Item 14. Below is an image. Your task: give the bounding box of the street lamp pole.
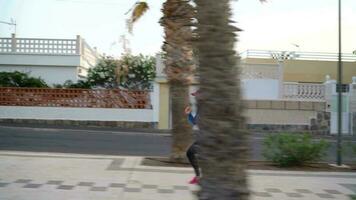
[336,0,343,166]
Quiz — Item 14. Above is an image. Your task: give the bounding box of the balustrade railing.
[0,35,78,55]
[240,49,356,62]
[0,34,99,58]
[283,82,325,101]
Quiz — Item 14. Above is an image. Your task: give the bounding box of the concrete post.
[151,82,160,123]
[76,35,82,55]
[155,78,170,129]
[324,75,336,112]
[11,33,16,53]
[349,76,356,135]
[278,60,284,99]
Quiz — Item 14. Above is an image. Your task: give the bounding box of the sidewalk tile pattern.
[0,153,355,200]
[0,177,354,199]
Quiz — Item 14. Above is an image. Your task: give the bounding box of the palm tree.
[193,0,265,199]
[128,0,196,161]
[160,0,196,161]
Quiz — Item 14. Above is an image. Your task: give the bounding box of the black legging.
[186,142,200,176]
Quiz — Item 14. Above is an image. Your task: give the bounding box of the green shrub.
[119,54,156,90]
[262,133,330,167]
[63,80,91,89]
[0,71,48,88]
[87,57,119,88]
[52,80,91,89]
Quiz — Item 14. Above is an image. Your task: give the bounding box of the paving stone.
[23,183,42,189]
[124,188,141,193]
[286,192,303,197]
[47,180,64,185]
[252,192,272,197]
[295,189,313,194]
[157,188,174,194]
[109,183,126,188]
[90,186,107,192]
[142,184,158,189]
[57,185,75,190]
[77,182,95,187]
[106,159,125,171]
[324,189,342,194]
[265,188,283,193]
[316,193,334,199]
[14,179,32,183]
[0,182,9,187]
[173,185,189,190]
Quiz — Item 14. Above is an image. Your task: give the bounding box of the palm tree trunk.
[194,0,250,199]
[160,0,196,161]
[170,83,192,161]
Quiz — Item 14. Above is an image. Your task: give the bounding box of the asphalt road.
[0,125,355,163]
[0,125,171,156]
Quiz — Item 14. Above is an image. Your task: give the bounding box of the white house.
[0,34,100,85]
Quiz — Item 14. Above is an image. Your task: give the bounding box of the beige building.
[241,50,356,84]
[155,50,356,134]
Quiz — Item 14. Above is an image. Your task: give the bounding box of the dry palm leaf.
[126,1,149,34]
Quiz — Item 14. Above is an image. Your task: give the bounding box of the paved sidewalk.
[0,151,355,200]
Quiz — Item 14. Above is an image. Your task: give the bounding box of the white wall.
[330,112,351,135]
[0,106,154,122]
[0,53,83,85]
[242,79,279,100]
[0,54,80,66]
[246,109,317,125]
[0,65,78,85]
[151,83,160,122]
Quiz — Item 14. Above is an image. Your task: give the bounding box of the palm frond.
[132,2,149,23]
[126,2,149,34]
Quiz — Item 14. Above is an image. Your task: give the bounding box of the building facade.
[0,34,100,85]
[240,50,356,100]
[154,50,356,134]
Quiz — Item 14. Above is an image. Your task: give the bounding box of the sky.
[0,0,355,57]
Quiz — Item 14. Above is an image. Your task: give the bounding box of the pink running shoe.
[189,176,199,184]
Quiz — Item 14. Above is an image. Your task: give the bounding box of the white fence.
[0,85,160,124]
[0,34,99,58]
[283,82,325,101]
[0,34,78,55]
[0,106,154,122]
[241,63,279,79]
[240,49,356,62]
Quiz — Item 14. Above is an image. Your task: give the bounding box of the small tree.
[86,55,155,90]
[87,57,119,88]
[119,54,156,90]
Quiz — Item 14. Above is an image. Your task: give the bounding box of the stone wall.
[244,100,330,134]
[0,118,157,129]
[310,111,330,135]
